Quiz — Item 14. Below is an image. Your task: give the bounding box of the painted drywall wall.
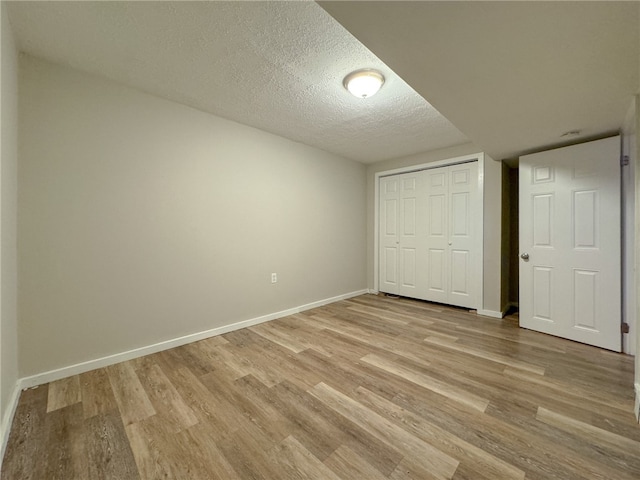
[635,93,640,415]
[0,3,19,450]
[635,8,640,421]
[482,154,503,314]
[507,168,519,307]
[365,143,503,313]
[500,163,511,311]
[18,56,367,377]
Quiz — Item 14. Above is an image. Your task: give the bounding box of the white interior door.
[519,136,621,351]
[379,162,480,309]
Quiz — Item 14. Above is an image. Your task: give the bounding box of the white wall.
[0,2,19,459]
[18,56,367,378]
[622,99,637,357]
[365,143,503,314]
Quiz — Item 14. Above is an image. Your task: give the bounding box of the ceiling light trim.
[343,69,385,98]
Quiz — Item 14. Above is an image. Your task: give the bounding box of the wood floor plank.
[186,338,251,380]
[536,406,640,457]
[388,457,448,480]
[3,294,638,480]
[454,323,567,353]
[199,372,293,447]
[106,362,156,426]
[353,386,525,479]
[323,444,388,480]
[85,411,140,480]
[173,425,243,480]
[134,362,198,433]
[361,353,490,412]
[79,369,118,419]
[504,366,634,415]
[271,380,404,476]
[235,331,322,390]
[396,388,640,480]
[163,366,239,438]
[309,382,460,479]
[345,303,413,325]
[156,344,215,377]
[268,435,343,480]
[1,386,49,480]
[47,375,81,413]
[217,415,284,480]
[424,336,547,375]
[125,417,180,480]
[250,322,309,353]
[42,403,86,480]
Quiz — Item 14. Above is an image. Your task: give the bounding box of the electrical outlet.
[271,273,277,283]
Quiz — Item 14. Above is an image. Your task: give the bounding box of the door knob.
[520,253,529,260]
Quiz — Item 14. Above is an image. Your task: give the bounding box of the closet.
[379,161,480,309]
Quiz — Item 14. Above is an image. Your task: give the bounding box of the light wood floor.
[2,294,639,479]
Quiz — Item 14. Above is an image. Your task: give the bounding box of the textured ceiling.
[320,1,640,161]
[6,1,469,164]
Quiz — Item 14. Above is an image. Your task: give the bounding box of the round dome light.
[343,69,385,99]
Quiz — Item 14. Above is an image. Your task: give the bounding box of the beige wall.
[365,143,503,313]
[635,92,640,408]
[482,154,503,313]
[500,163,511,310]
[18,56,367,377]
[632,0,640,409]
[0,3,19,445]
[507,167,519,306]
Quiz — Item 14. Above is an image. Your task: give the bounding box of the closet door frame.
[374,153,485,311]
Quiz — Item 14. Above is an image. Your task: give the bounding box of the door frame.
[373,153,486,312]
[621,104,637,357]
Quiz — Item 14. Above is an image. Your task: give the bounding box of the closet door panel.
[428,248,446,294]
[448,163,479,308]
[401,248,417,288]
[450,249,470,295]
[398,172,427,298]
[379,176,400,294]
[425,169,449,303]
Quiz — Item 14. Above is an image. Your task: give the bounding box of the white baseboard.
[0,382,21,472]
[635,383,640,422]
[477,309,504,319]
[19,289,369,390]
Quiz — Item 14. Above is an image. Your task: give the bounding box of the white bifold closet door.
[379,162,480,309]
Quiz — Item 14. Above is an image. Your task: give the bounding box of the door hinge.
[621,155,630,166]
[621,322,630,334]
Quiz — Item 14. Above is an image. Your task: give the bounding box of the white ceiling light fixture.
[343,69,385,98]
